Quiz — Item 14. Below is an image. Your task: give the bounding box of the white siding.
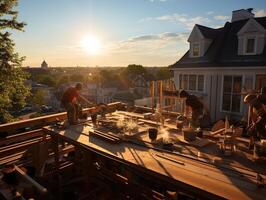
[173,67,266,122]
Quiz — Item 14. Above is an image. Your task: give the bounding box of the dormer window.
[237,18,266,55]
[192,43,200,57]
[245,37,256,54]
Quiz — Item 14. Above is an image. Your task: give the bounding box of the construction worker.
[258,86,266,108]
[179,90,210,128]
[61,83,95,125]
[244,92,266,149]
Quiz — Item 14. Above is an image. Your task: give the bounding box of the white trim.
[243,36,257,55]
[179,73,205,93]
[220,75,243,114]
[237,18,266,36]
[188,25,205,42]
[172,66,266,71]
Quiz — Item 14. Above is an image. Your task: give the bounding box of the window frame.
[221,75,243,114]
[244,36,257,55]
[179,74,205,93]
[192,43,200,57]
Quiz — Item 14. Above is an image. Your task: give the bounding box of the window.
[192,43,200,57]
[222,75,242,113]
[189,75,196,90]
[179,74,182,90]
[179,74,204,92]
[183,75,188,90]
[197,75,204,91]
[246,38,255,54]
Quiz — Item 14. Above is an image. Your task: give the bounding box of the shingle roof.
[196,24,222,39]
[171,17,266,68]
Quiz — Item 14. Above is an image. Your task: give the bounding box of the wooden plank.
[43,125,266,200]
[14,165,47,194]
[175,134,211,147]
[89,131,120,143]
[0,129,43,147]
[0,102,122,133]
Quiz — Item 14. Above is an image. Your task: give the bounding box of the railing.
[0,102,123,134]
[0,102,123,165]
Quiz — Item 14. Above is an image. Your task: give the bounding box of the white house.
[171,8,266,122]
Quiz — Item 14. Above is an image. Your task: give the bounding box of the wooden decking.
[43,111,266,200]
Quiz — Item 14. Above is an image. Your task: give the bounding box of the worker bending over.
[61,83,102,125]
[244,88,266,149]
[179,90,210,128]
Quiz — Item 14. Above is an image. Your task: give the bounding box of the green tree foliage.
[57,75,70,86]
[119,64,148,88]
[156,67,173,80]
[0,0,30,123]
[28,88,47,108]
[30,73,57,87]
[124,64,147,79]
[93,69,122,88]
[41,76,56,87]
[70,73,85,83]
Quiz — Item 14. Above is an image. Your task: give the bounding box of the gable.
[238,18,266,36]
[188,25,204,42]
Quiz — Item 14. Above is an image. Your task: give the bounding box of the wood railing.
[0,102,123,165]
[0,102,123,134]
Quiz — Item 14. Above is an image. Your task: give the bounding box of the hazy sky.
[12,0,266,67]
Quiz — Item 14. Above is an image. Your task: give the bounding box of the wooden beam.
[0,102,122,133]
[0,129,43,147]
[15,165,47,194]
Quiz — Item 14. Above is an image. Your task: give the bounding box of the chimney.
[231,8,254,22]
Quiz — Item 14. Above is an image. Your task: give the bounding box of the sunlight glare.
[82,35,102,55]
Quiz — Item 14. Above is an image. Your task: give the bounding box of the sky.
[11,0,266,67]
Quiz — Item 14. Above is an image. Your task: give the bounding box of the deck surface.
[43,111,266,200]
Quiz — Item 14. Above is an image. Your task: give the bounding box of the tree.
[41,75,57,87]
[28,88,47,109]
[156,67,173,80]
[0,0,30,123]
[70,74,85,83]
[119,64,148,88]
[124,64,147,79]
[57,75,70,86]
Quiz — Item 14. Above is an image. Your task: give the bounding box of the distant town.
[19,61,173,120]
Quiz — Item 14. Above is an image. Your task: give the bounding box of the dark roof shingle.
[171,17,266,68]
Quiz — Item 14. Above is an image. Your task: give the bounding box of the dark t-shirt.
[61,87,79,104]
[258,95,266,105]
[186,95,204,111]
[251,97,266,117]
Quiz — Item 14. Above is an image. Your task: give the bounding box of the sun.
[81,35,102,55]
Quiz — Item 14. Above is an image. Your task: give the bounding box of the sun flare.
[81,35,102,55]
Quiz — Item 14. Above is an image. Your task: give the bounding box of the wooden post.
[160,80,163,113]
[150,81,155,111]
[170,80,174,111]
[52,135,62,200]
